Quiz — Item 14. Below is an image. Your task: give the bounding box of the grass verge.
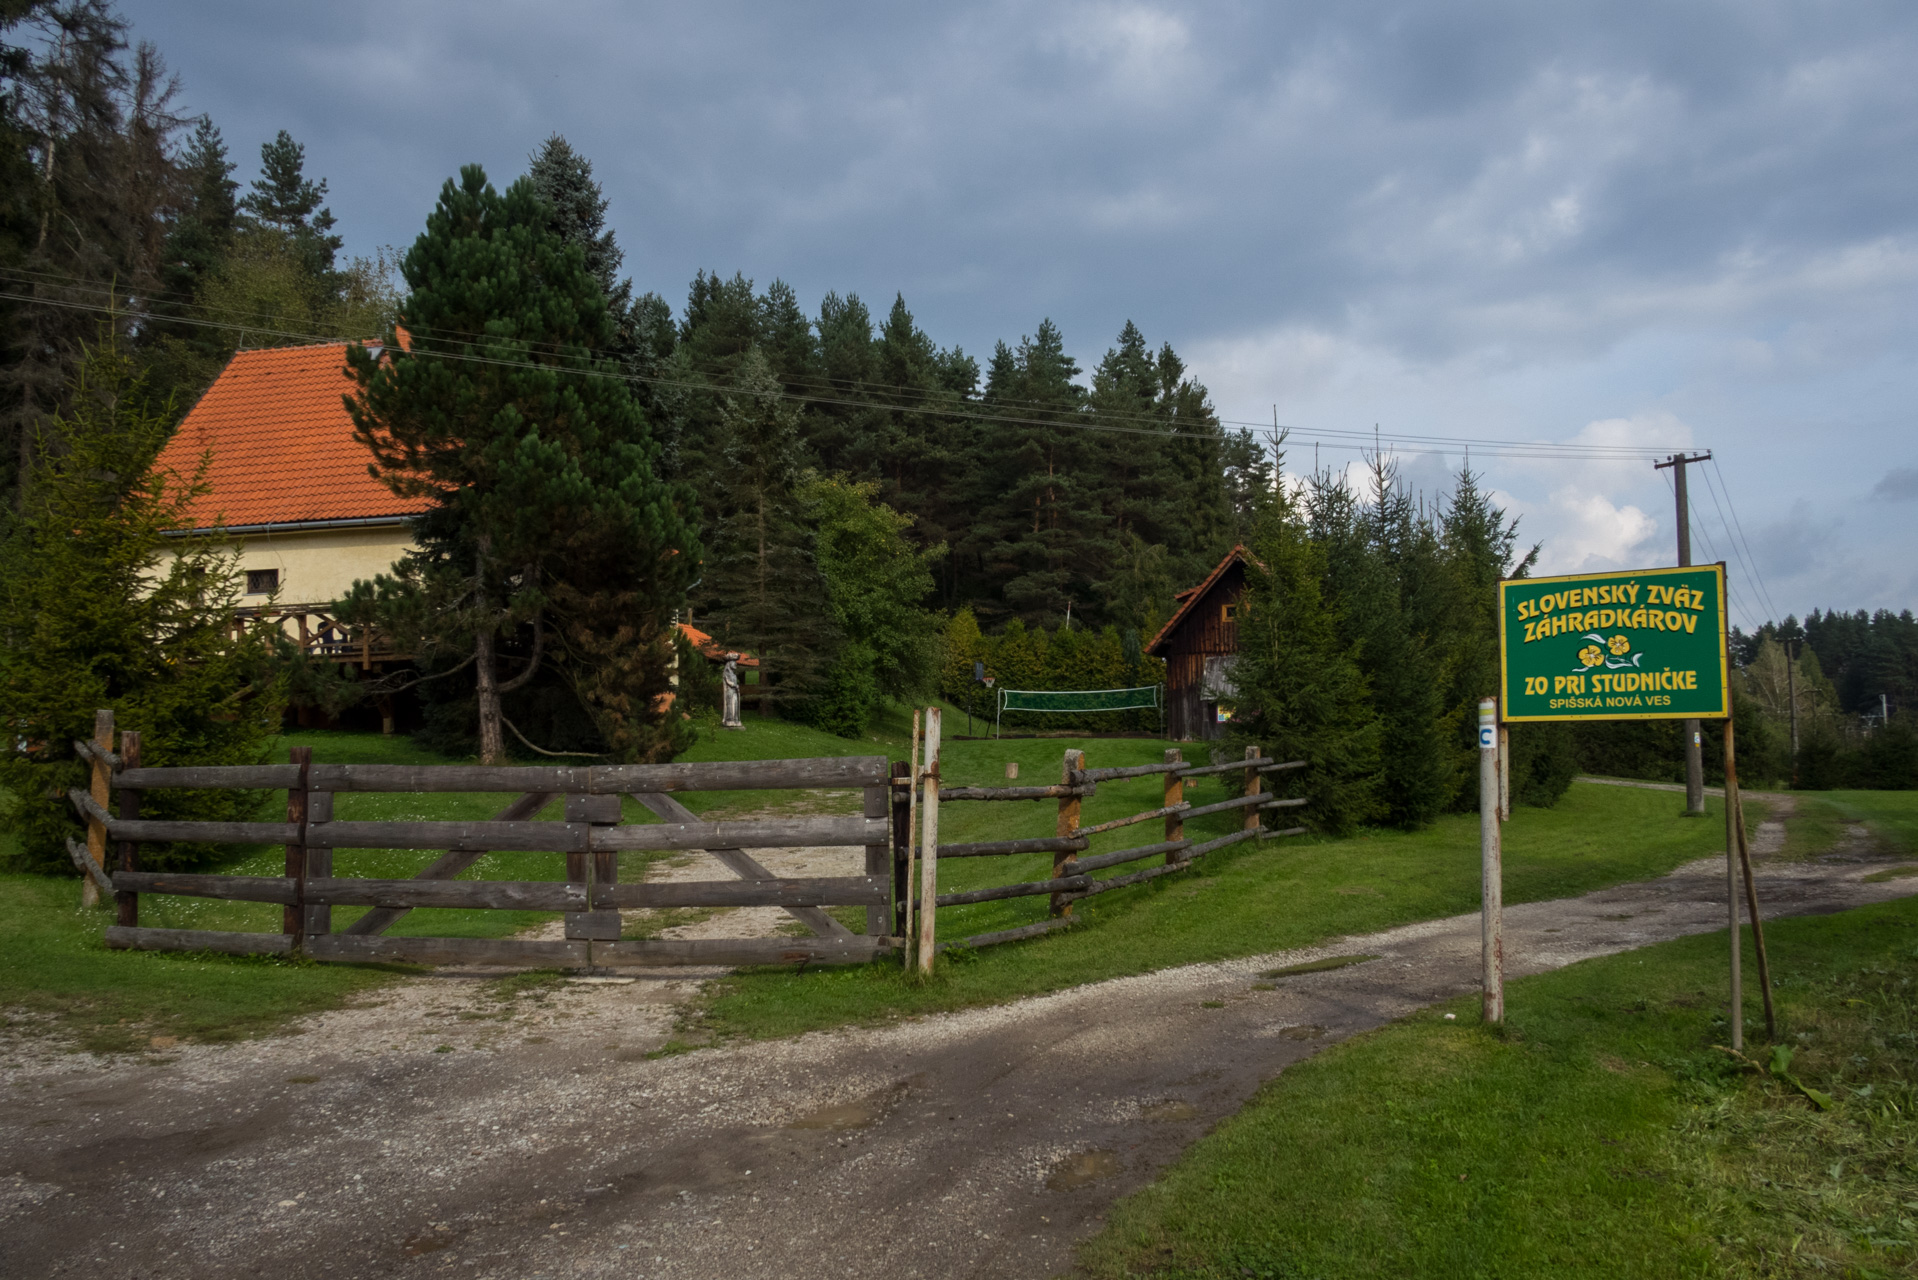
[1077,895,1918,1280]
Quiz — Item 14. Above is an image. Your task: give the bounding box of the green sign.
[1499,564,1729,723]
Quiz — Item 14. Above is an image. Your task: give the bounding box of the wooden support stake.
[1163,748,1184,865]
[1052,748,1085,918]
[80,709,113,908]
[864,780,890,936]
[890,759,911,938]
[1479,698,1503,1024]
[1732,785,1776,1040]
[115,731,141,927]
[284,746,311,946]
[904,710,921,967]
[917,708,941,974]
[1242,744,1262,835]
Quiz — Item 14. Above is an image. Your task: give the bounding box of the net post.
[1164,747,1184,864]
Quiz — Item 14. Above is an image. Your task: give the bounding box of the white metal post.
[1479,698,1504,1025]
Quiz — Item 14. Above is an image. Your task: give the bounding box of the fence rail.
[900,734,1310,968]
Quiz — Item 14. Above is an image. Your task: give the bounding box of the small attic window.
[245,568,279,596]
[1221,602,1238,622]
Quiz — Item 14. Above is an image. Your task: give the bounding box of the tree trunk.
[475,624,505,764]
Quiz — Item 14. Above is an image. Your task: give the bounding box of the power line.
[1707,458,1782,623]
[1698,462,1774,626]
[0,264,1694,463]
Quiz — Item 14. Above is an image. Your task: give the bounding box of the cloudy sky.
[131,1,1917,627]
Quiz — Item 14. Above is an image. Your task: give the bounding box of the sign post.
[1496,562,1760,1043]
[1479,698,1503,1024]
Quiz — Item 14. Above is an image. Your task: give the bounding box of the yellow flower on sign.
[1578,644,1604,668]
[1608,634,1630,656]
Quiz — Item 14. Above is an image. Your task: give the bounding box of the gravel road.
[5,802,1914,1280]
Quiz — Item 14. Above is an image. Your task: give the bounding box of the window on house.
[245,568,279,596]
[1221,602,1238,622]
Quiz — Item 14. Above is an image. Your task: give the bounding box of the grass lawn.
[1793,792,1918,860]
[1076,894,1918,1280]
[0,713,1771,1053]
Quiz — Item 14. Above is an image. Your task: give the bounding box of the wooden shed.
[1146,545,1254,741]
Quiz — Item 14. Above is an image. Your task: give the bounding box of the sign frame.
[1497,562,1730,724]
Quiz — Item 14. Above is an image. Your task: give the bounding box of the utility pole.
[1655,451,1712,815]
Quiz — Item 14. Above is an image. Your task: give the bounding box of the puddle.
[401,1229,459,1257]
[1278,1024,1326,1041]
[1261,954,1378,979]
[1140,1100,1197,1122]
[1047,1149,1121,1190]
[789,1102,880,1130]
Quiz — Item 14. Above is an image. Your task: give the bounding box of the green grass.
[1790,791,1918,858]
[0,712,1787,1054]
[1077,896,1918,1280]
[689,777,1761,1042]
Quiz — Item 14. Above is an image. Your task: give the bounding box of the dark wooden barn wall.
[1158,561,1245,741]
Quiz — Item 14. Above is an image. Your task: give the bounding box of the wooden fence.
[898,705,1307,970]
[68,710,896,969]
[67,710,1309,973]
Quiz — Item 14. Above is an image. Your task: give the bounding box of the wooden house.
[1146,545,1254,741]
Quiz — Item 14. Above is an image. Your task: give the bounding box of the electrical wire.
[1698,462,1775,626]
[1707,458,1782,623]
[0,263,1692,463]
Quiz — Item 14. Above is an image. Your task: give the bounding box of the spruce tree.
[1230,478,1381,834]
[0,336,284,872]
[692,348,838,715]
[345,165,697,763]
[238,129,341,279]
[525,134,627,309]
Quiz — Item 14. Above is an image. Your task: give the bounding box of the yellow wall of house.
[159,524,416,609]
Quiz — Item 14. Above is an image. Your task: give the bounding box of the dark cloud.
[1874,468,1918,502]
[127,1,1918,615]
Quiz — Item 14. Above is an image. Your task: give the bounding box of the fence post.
[1243,744,1262,835]
[303,791,333,939]
[1052,749,1085,918]
[284,746,311,948]
[889,759,911,939]
[916,708,941,974]
[864,779,890,937]
[566,794,622,942]
[1163,747,1184,864]
[115,731,141,926]
[79,709,114,908]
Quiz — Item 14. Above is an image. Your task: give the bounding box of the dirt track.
[5,801,1915,1280]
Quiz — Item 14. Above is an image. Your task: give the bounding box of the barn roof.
[1145,545,1255,657]
[154,342,432,532]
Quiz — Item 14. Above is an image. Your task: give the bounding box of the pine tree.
[138,115,237,401]
[344,165,697,763]
[0,335,284,872]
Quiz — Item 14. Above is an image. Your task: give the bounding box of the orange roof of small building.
[155,343,431,530]
[1145,545,1257,656]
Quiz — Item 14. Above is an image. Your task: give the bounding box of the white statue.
[720,654,744,729]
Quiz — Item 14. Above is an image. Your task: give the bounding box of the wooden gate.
[69,721,898,969]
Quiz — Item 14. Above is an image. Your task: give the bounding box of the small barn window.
[245,568,279,596]
[1221,602,1238,622]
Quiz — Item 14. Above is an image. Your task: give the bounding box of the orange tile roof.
[155,343,431,530]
